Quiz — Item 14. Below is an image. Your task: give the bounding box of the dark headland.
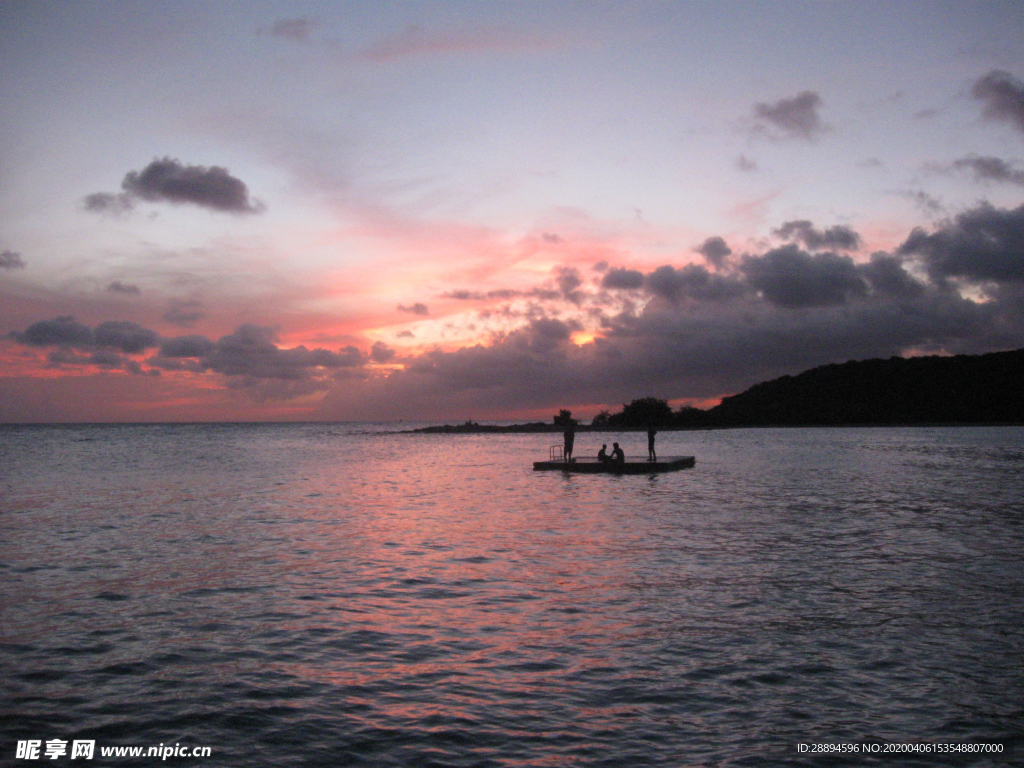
[411,348,1024,433]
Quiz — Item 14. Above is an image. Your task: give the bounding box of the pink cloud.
[353,25,560,64]
[726,191,782,227]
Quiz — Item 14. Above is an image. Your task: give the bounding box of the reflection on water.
[1,424,1022,765]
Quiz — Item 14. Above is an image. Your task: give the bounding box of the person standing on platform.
[564,423,575,463]
[647,426,657,462]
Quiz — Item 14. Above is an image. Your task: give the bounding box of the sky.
[2,0,1024,423]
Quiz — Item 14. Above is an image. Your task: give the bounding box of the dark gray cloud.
[1,250,25,269]
[487,289,522,300]
[527,288,561,301]
[10,316,95,349]
[898,201,1024,283]
[106,281,140,295]
[160,335,215,359]
[371,341,396,363]
[403,316,582,388]
[773,220,862,251]
[8,317,160,370]
[83,192,134,215]
[950,155,1024,185]
[85,158,263,215]
[325,273,1010,419]
[527,317,577,353]
[93,321,159,354]
[972,70,1024,135]
[646,264,747,303]
[397,302,429,315]
[601,222,917,311]
[268,17,319,42]
[601,268,645,290]
[742,245,867,308]
[87,349,125,369]
[753,90,825,140]
[152,325,365,385]
[122,158,262,213]
[860,252,926,299]
[556,267,584,303]
[901,190,944,214]
[164,299,205,327]
[556,266,581,294]
[695,236,732,268]
[207,325,362,379]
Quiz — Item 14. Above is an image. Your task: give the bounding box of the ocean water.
[1,424,1022,767]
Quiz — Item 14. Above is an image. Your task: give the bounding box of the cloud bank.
[322,203,1024,418]
[7,202,1024,420]
[7,318,368,394]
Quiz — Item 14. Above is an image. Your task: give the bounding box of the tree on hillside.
[675,405,710,428]
[607,397,673,428]
[553,409,576,426]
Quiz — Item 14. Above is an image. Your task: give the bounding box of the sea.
[1,424,1022,767]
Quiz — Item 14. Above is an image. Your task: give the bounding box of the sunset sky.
[2,1,1024,422]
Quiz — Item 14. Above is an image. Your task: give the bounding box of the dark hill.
[706,348,1024,426]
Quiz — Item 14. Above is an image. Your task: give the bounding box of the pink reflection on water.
[249,433,669,708]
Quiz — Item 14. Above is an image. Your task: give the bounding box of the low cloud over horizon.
[6,199,1024,422]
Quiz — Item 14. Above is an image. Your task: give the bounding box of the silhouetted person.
[611,442,625,465]
[597,444,609,462]
[647,426,657,462]
[564,424,575,462]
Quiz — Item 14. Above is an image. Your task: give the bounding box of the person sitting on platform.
[611,442,625,465]
[597,444,609,463]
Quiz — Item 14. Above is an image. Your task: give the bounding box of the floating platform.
[533,456,695,474]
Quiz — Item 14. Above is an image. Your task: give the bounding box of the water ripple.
[1,424,1022,765]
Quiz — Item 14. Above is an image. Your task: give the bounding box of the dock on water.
[533,456,695,474]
